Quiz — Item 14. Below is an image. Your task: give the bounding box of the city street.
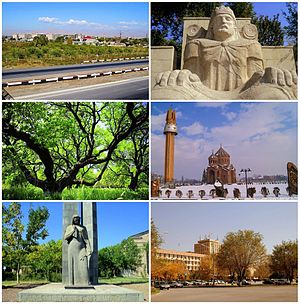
[152,286,297,302]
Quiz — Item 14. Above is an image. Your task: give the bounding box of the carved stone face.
[212,13,236,41]
[73,216,80,225]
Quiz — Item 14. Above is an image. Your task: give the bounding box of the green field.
[3,41,148,68]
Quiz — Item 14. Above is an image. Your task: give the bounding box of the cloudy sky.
[151,102,297,179]
[3,2,148,37]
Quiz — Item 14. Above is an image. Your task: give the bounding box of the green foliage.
[3,102,148,196]
[2,203,49,283]
[26,240,62,282]
[253,14,284,46]
[217,230,266,281]
[3,41,148,68]
[33,35,49,47]
[271,240,297,282]
[2,186,148,200]
[227,2,255,18]
[99,238,142,278]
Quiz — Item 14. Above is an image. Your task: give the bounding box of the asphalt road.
[3,59,148,80]
[16,77,149,100]
[152,286,298,302]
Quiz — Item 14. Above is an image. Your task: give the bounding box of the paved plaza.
[152,286,298,302]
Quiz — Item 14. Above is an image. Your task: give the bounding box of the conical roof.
[215,146,230,157]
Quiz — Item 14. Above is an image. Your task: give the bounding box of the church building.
[206,146,237,184]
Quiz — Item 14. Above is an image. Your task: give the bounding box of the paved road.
[152,286,298,302]
[16,77,149,100]
[3,60,148,80]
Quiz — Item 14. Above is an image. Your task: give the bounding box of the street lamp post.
[240,168,251,198]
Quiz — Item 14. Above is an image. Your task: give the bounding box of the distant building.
[156,248,205,271]
[129,230,149,277]
[206,146,237,184]
[194,239,221,255]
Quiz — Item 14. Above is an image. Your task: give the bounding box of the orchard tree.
[271,240,297,283]
[217,230,266,282]
[3,102,148,196]
[2,202,49,283]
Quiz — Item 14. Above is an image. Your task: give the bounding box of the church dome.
[215,146,230,157]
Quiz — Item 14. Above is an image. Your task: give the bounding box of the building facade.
[194,239,221,255]
[206,146,237,184]
[156,248,206,271]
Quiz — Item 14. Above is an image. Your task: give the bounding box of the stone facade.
[207,146,237,184]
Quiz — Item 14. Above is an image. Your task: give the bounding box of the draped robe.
[184,38,264,91]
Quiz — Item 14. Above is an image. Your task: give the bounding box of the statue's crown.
[214,6,235,18]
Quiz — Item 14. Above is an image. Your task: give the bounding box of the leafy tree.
[98,238,142,278]
[283,2,298,65]
[217,230,266,282]
[227,2,255,18]
[253,256,271,279]
[108,123,149,190]
[270,240,297,283]
[3,102,148,195]
[2,203,49,283]
[253,14,284,46]
[26,240,62,281]
[33,35,49,47]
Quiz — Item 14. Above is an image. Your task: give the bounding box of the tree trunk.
[16,263,20,285]
[128,175,139,191]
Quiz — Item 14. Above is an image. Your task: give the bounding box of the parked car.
[273,279,290,285]
[154,281,170,290]
[183,281,194,286]
[169,281,183,288]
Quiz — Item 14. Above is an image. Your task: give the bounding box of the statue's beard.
[214,27,235,40]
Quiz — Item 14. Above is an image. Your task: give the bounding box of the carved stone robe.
[184,38,264,91]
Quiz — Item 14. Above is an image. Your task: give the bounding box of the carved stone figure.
[287,162,298,196]
[153,6,297,100]
[64,215,92,286]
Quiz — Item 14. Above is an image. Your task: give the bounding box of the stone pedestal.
[18,283,144,302]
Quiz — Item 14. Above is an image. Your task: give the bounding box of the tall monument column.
[164,109,178,183]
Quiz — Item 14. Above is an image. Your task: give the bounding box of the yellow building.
[194,239,221,255]
[156,248,206,271]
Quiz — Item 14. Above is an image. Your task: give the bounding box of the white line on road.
[15,76,149,99]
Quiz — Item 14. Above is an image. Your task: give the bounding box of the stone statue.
[64,215,92,286]
[153,6,297,100]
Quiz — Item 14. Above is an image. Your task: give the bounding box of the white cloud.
[119,21,139,25]
[182,122,206,136]
[38,17,58,23]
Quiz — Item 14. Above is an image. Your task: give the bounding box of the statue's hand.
[262,67,297,87]
[156,69,200,87]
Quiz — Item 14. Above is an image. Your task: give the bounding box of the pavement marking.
[15,76,149,99]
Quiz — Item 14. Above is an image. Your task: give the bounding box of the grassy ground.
[2,186,149,200]
[3,280,48,287]
[100,277,148,284]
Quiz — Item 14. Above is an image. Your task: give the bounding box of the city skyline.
[3,2,149,37]
[152,102,297,180]
[3,202,149,249]
[152,202,297,254]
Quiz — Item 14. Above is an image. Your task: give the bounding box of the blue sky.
[152,202,297,254]
[152,102,297,179]
[3,202,149,249]
[2,2,149,37]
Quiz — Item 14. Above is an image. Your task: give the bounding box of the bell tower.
[164,109,178,183]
